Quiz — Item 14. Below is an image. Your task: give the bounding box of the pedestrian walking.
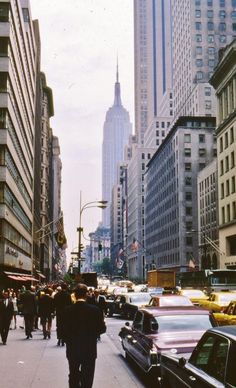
[21,286,37,339]
[54,283,72,346]
[38,288,54,339]
[0,291,14,345]
[62,283,106,388]
[10,292,18,329]
[88,289,107,341]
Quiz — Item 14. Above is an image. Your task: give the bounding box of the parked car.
[178,289,208,305]
[160,325,236,387]
[107,292,151,319]
[198,291,236,312]
[119,306,217,381]
[214,300,236,326]
[148,294,193,307]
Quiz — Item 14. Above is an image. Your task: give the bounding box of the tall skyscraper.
[134,0,173,145]
[102,66,132,227]
[172,0,236,119]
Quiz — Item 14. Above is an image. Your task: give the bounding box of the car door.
[127,311,145,364]
[181,334,230,387]
[135,313,155,371]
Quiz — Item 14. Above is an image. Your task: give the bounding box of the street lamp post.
[76,192,107,275]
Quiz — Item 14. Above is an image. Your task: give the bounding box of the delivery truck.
[147,270,175,289]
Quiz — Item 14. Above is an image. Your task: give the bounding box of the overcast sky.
[30,0,134,254]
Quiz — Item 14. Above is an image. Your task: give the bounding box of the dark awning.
[36,271,46,279]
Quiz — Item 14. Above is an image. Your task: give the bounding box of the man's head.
[74,284,88,300]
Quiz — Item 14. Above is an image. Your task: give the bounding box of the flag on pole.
[54,216,67,249]
[131,238,139,252]
[188,258,195,269]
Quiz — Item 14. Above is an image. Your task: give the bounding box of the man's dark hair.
[74,283,88,299]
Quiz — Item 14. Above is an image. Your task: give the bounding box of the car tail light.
[150,348,158,365]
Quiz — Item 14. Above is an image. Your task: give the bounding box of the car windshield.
[182,290,205,297]
[219,294,236,303]
[129,294,150,303]
[154,314,213,332]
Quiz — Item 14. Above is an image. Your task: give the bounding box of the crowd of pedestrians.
[0,283,107,346]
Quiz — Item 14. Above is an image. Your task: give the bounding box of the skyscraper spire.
[114,59,122,106]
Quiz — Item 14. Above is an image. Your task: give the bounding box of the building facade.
[210,38,236,269]
[145,116,217,272]
[0,0,37,284]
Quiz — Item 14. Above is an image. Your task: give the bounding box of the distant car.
[119,306,217,381]
[178,289,208,305]
[214,300,236,326]
[160,325,236,387]
[148,294,193,307]
[133,284,148,292]
[198,291,236,312]
[107,292,151,319]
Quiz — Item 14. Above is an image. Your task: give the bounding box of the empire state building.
[102,66,132,227]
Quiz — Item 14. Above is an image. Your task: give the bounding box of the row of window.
[221,201,236,224]
[195,10,236,19]
[220,152,235,174]
[221,176,236,198]
[184,148,208,157]
[195,0,236,7]
[156,121,171,129]
[196,58,215,67]
[219,127,235,152]
[196,34,228,43]
[184,133,206,143]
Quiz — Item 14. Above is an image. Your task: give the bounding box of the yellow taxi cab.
[214,300,236,325]
[178,289,208,305]
[198,291,236,312]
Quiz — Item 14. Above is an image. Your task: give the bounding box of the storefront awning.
[4,271,39,282]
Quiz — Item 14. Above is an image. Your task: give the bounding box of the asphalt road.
[106,315,151,388]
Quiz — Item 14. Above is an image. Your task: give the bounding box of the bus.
[177,269,236,293]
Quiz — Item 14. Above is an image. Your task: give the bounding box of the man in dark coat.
[21,286,36,339]
[62,283,106,388]
[0,291,14,345]
[54,283,72,346]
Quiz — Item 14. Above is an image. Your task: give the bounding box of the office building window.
[161,122,165,128]
[186,192,192,201]
[0,37,9,57]
[232,0,236,7]
[205,100,212,109]
[225,132,229,148]
[219,23,226,31]
[219,35,226,43]
[230,127,234,143]
[208,35,214,43]
[184,134,191,143]
[220,160,224,175]
[184,148,191,157]
[221,183,224,199]
[156,121,159,128]
[232,11,236,18]
[226,180,230,196]
[196,22,202,30]
[220,0,225,6]
[208,47,215,56]
[219,10,226,18]
[0,72,7,92]
[185,176,192,186]
[208,22,214,30]
[208,59,215,67]
[205,87,211,96]
[233,23,236,31]
[195,10,201,17]
[199,134,205,143]
[231,151,235,168]
[207,10,213,18]
[186,207,192,216]
[199,163,206,170]
[186,236,193,246]
[225,156,229,171]
[0,3,9,22]
[227,204,231,222]
[185,163,192,171]
[222,207,225,224]
[0,108,6,128]
[233,202,236,220]
[199,148,206,157]
[156,139,159,146]
[232,176,236,193]
[196,46,202,54]
[162,130,165,137]
[196,34,202,42]
[196,59,203,67]
[208,0,213,5]
[196,71,203,80]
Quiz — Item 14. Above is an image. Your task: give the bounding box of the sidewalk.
[0,316,143,388]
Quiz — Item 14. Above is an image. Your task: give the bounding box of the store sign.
[6,246,18,257]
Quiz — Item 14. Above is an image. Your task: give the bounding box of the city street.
[0,315,148,388]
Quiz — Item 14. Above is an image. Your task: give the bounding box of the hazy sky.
[30,0,134,254]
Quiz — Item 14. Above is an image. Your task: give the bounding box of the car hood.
[153,330,205,354]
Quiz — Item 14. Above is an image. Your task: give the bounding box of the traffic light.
[98,242,103,252]
[79,243,84,253]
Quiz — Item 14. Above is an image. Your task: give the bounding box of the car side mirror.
[179,357,186,368]
[125,321,130,327]
[151,323,159,332]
